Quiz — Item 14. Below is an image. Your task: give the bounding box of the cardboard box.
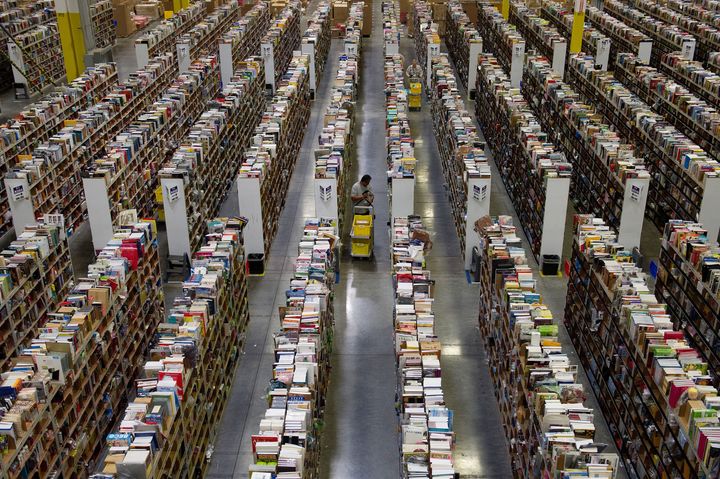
[461,0,477,24]
[135,1,162,19]
[113,2,137,37]
[332,2,349,22]
[432,3,446,20]
[362,1,372,35]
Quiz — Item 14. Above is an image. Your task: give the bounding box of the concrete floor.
[0,3,671,478]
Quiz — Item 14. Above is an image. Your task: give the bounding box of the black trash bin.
[470,246,482,283]
[248,253,265,275]
[542,254,560,276]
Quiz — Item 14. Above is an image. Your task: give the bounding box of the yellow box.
[353,215,372,237]
[352,239,372,256]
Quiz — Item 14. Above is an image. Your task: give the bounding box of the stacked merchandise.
[238,54,311,256]
[585,4,652,68]
[508,3,566,67]
[521,55,650,231]
[385,55,416,180]
[178,0,240,59]
[562,52,720,229]
[135,3,205,59]
[314,5,363,225]
[301,1,332,89]
[661,51,720,109]
[663,0,720,26]
[427,54,490,256]
[158,59,266,254]
[475,54,571,262]
[444,0,482,92]
[609,53,720,161]
[220,1,273,69]
[0,219,163,479]
[602,0,697,65]
[5,54,176,236]
[248,218,337,478]
[477,216,620,479]
[709,51,720,74]
[83,56,221,226]
[540,1,611,64]
[393,216,457,478]
[0,62,118,236]
[413,0,440,83]
[476,0,525,73]
[0,0,56,90]
[626,0,720,61]
[261,1,302,89]
[7,23,64,93]
[564,215,720,478]
[0,221,73,371]
[91,217,250,479]
[383,0,400,55]
[656,220,720,385]
[90,0,115,50]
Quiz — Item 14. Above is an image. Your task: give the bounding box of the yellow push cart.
[409,81,422,111]
[350,206,374,258]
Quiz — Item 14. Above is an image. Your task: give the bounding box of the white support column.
[237,176,265,256]
[262,42,275,93]
[427,42,440,87]
[465,176,491,270]
[176,42,191,73]
[681,38,696,61]
[161,177,192,258]
[539,177,570,268]
[301,42,317,95]
[314,178,338,220]
[345,38,358,56]
[391,177,415,219]
[552,40,567,79]
[618,177,649,251]
[82,177,114,251]
[699,177,720,245]
[595,38,610,70]
[219,42,234,86]
[5,177,35,235]
[386,42,399,56]
[136,43,150,70]
[468,41,482,96]
[510,41,525,88]
[638,40,652,64]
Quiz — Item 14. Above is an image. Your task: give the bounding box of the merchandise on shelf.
[477,215,620,479]
[445,0,482,92]
[260,1,302,89]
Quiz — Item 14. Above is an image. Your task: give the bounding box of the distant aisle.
[319,1,400,476]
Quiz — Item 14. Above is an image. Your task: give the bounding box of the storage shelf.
[261,1,302,89]
[135,2,205,59]
[444,0,481,92]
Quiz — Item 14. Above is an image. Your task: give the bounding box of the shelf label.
[630,184,643,202]
[11,183,27,201]
[167,184,180,203]
[319,184,332,201]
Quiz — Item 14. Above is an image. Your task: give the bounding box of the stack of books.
[385,54,416,179]
[476,0,525,73]
[565,215,720,478]
[90,217,249,479]
[261,1,302,87]
[220,1,273,68]
[585,4,651,67]
[302,1,332,86]
[477,215,620,479]
[445,0,482,91]
[135,2,205,59]
[0,219,163,478]
[249,218,337,478]
[412,0,440,83]
[393,216,456,478]
[178,0,240,59]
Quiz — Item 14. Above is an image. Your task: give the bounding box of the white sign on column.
[391,177,415,219]
[510,41,525,88]
[465,177,491,270]
[5,177,35,235]
[468,41,483,97]
[699,177,720,245]
[161,177,192,258]
[552,40,567,79]
[219,42,234,86]
[638,40,652,64]
[301,42,317,94]
[595,38,611,70]
[681,39,696,61]
[386,41,399,56]
[83,177,114,251]
[136,43,150,70]
[618,177,649,251]
[314,178,338,220]
[262,42,275,93]
[346,38,358,56]
[427,43,440,86]
[237,176,265,256]
[539,177,570,268]
[177,42,191,73]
